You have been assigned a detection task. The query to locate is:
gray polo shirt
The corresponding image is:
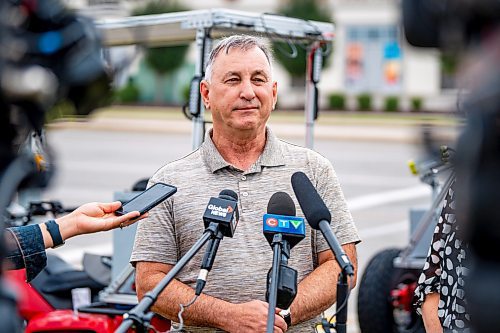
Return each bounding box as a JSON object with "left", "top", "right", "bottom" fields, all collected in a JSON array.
[{"left": 131, "top": 128, "right": 360, "bottom": 332}]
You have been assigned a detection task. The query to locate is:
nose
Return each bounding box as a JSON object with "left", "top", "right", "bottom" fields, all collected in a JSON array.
[{"left": 239, "top": 79, "right": 256, "bottom": 101}]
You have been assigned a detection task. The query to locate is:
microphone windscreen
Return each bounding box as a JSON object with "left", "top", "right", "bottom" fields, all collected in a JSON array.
[
  {"left": 219, "top": 189, "right": 238, "bottom": 202},
  {"left": 291, "top": 172, "right": 331, "bottom": 230},
  {"left": 267, "top": 192, "right": 296, "bottom": 216}
]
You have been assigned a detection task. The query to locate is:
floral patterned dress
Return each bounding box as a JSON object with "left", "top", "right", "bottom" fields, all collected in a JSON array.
[{"left": 414, "top": 183, "right": 470, "bottom": 332}]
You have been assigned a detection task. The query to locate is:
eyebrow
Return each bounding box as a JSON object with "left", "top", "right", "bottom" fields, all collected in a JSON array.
[{"left": 222, "top": 70, "right": 269, "bottom": 79}]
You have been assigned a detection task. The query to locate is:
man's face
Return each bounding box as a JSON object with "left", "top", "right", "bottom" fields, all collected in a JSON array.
[{"left": 200, "top": 46, "right": 277, "bottom": 133}]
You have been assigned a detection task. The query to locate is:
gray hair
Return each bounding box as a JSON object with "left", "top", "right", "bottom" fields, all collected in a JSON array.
[{"left": 204, "top": 35, "right": 273, "bottom": 82}]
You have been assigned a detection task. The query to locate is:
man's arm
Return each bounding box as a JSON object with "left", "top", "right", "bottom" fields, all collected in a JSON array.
[
  {"left": 288, "top": 243, "right": 357, "bottom": 325},
  {"left": 135, "top": 261, "right": 288, "bottom": 333},
  {"left": 421, "top": 292, "right": 443, "bottom": 333}
]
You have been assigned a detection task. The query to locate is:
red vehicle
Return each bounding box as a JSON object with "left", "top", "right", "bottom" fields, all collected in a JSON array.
[{"left": 6, "top": 257, "right": 170, "bottom": 333}]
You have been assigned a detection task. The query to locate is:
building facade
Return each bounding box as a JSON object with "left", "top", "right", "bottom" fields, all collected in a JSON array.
[{"left": 68, "top": 0, "right": 455, "bottom": 111}]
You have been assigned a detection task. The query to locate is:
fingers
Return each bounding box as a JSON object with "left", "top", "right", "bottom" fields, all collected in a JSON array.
[
  {"left": 274, "top": 314, "right": 288, "bottom": 332},
  {"left": 115, "top": 211, "right": 146, "bottom": 229},
  {"left": 100, "top": 201, "right": 123, "bottom": 214}
]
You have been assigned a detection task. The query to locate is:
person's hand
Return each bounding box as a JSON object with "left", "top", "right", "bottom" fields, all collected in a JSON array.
[
  {"left": 222, "top": 300, "right": 287, "bottom": 333},
  {"left": 56, "top": 201, "right": 147, "bottom": 240}
]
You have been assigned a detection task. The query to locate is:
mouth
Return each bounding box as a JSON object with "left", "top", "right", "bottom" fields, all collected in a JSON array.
[{"left": 233, "top": 106, "right": 259, "bottom": 111}]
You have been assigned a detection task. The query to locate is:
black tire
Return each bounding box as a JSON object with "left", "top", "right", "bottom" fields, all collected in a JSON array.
[{"left": 357, "top": 248, "right": 425, "bottom": 333}]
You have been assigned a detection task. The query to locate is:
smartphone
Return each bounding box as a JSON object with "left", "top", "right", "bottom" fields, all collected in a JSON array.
[{"left": 115, "top": 182, "right": 177, "bottom": 216}]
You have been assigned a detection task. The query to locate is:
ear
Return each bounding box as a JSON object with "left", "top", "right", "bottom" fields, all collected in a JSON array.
[
  {"left": 200, "top": 80, "right": 210, "bottom": 109},
  {"left": 272, "top": 81, "right": 278, "bottom": 110}
]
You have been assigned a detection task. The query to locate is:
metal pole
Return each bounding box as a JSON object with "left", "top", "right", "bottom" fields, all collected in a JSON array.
[
  {"left": 304, "top": 43, "right": 320, "bottom": 149},
  {"left": 192, "top": 28, "right": 211, "bottom": 150},
  {"left": 266, "top": 235, "right": 283, "bottom": 333}
]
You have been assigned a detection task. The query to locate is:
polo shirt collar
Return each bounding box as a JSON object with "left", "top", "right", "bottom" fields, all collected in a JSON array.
[{"left": 201, "top": 127, "right": 285, "bottom": 173}]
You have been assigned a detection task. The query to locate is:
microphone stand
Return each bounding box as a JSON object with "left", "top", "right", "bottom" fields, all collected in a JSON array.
[
  {"left": 115, "top": 222, "right": 220, "bottom": 333},
  {"left": 324, "top": 269, "right": 349, "bottom": 333},
  {"left": 265, "top": 233, "right": 284, "bottom": 333},
  {"left": 317, "top": 220, "right": 354, "bottom": 333}
]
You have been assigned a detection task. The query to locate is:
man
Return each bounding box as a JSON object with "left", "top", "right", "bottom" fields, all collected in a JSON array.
[{"left": 131, "top": 35, "right": 360, "bottom": 333}]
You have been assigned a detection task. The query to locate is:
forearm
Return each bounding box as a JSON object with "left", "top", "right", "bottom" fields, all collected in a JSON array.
[
  {"left": 4, "top": 225, "right": 47, "bottom": 281},
  {"left": 137, "top": 271, "right": 234, "bottom": 330},
  {"left": 39, "top": 215, "right": 79, "bottom": 249},
  {"left": 290, "top": 259, "right": 340, "bottom": 324},
  {"left": 421, "top": 293, "right": 443, "bottom": 333},
  {"left": 290, "top": 244, "right": 358, "bottom": 325}
]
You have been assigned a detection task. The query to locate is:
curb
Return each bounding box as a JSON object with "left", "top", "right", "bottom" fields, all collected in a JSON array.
[{"left": 47, "top": 117, "right": 460, "bottom": 144}]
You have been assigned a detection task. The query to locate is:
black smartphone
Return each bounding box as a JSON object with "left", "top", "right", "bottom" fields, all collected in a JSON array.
[{"left": 115, "top": 182, "right": 177, "bottom": 216}]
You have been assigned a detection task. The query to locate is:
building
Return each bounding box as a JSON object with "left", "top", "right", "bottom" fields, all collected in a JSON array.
[{"left": 68, "top": 0, "right": 456, "bottom": 111}]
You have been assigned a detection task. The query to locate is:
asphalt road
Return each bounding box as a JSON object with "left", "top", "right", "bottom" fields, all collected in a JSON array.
[{"left": 40, "top": 124, "right": 433, "bottom": 332}]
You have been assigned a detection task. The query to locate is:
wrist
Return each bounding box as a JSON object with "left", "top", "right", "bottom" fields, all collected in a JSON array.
[
  {"left": 44, "top": 220, "right": 65, "bottom": 248},
  {"left": 279, "top": 308, "right": 292, "bottom": 327},
  {"left": 55, "top": 214, "right": 78, "bottom": 241},
  {"left": 217, "top": 302, "right": 238, "bottom": 331}
]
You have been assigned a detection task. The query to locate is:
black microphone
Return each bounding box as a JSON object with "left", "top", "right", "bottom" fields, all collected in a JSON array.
[
  {"left": 263, "top": 192, "right": 306, "bottom": 258},
  {"left": 196, "top": 190, "right": 238, "bottom": 295},
  {"left": 291, "top": 171, "right": 354, "bottom": 276},
  {"left": 202, "top": 189, "right": 239, "bottom": 237},
  {"left": 264, "top": 192, "right": 305, "bottom": 310}
]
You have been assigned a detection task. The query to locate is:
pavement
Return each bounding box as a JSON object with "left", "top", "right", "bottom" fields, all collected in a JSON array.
[{"left": 47, "top": 106, "right": 462, "bottom": 143}]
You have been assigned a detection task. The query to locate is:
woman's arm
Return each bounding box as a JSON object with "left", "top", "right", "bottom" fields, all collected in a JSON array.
[{"left": 421, "top": 292, "right": 443, "bottom": 333}]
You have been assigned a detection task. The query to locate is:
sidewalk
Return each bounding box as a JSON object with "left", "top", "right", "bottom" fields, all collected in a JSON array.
[{"left": 47, "top": 106, "right": 461, "bottom": 143}]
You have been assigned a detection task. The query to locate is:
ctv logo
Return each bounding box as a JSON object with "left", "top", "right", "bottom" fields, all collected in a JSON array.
[
  {"left": 290, "top": 220, "right": 302, "bottom": 229},
  {"left": 266, "top": 217, "right": 278, "bottom": 227},
  {"left": 265, "top": 217, "right": 303, "bottom": 229}
]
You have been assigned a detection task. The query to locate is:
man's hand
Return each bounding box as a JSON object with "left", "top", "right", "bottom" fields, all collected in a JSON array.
[{"left": 223, "top": 300, "right": 288, "bottom": 333}]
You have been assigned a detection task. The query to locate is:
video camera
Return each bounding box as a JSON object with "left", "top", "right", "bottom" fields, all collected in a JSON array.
[
  {"left": 403, "top": 0, "right": 500, "bottom": 49},
  {"left": 0, "top": 2, "right": 112, "bottom": 331},
  {"left": 403, "top": 1, "right": 500, "bottom": 332},
  {"left": 0, "top": 0, "right": 111, "bottom": 170}
]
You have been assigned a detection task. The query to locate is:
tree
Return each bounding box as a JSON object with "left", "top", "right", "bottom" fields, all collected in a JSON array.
[
  {"left": 273, "top": 0, "right": 332, "bottom": 84},
  {"left": 132, "top": 1, "right": 190, "bottom": 103}
]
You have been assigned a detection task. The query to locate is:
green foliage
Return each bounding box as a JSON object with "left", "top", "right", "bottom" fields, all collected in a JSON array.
[
  {"left": 273, "top": 0, "right": 332, "bottom": 78},
  {"left": 410, "top": 96, "right": 423, "bottom": 112},
  {"left": 116, "top": 78, "right": 141, "bottom": 103},
  {"left": 356, "top": 93, "right": 372, "bottom": 111},
  {"left": 181, "top": 82, "right": 191, "bottom": 103},
  {"left": 328, "top": 93, "right": 346, "bottom": 110},
  {"left": 45, "top": 100, "right": 77, "bottom": 122},
  {"left": 440, "top": 53, "right": 458, "bottom": 75},
  {"left": 133, "top": 1, "right": 190, "bottom": 75},
  {"left": 384, "top": 96, "right": 399, "bottom": 112}
]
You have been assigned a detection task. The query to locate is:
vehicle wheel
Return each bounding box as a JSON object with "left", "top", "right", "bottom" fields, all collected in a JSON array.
[{"left": 357, "top": 248, "right": 425, "bottom": 333}]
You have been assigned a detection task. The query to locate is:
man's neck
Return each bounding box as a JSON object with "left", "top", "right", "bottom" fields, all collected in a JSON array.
[{"left": 211, "top": 128, "right": 267, "bottom": 171}]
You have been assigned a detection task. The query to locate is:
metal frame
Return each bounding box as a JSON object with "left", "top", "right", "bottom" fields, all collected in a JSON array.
[{"left": 97, "top": 8, "right": 334, "bottom": 149}]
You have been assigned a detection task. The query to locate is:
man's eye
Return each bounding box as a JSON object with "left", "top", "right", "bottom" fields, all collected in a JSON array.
[
  {"left": 226, "top": 78, "right": 239, "bottom": 83},
  {"left": 253, "top": 77, "right": 266, "bottom": 83}
]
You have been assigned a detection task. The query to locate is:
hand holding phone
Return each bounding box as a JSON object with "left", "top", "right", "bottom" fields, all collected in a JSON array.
[{"left": 115, "top": 182, "right": 177, "bottom": 216}]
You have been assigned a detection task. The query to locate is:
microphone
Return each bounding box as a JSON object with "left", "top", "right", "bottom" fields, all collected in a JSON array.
[
  {"left": 196, "top": 190, "right": 238, "bottom": 295},
  {"left": 264, "top": 192, "right": 305, "bottom": 310},
  {"left": 263, "top": 192, "right": 306, "bottom": 255},
  {"left": 202, "top": 189, "right": 239, "bottom": 237},
  {"left": 291, "top": 171, "right": 354, "bottom": 276}
]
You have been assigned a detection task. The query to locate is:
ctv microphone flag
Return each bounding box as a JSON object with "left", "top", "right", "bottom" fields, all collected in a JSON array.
[
  {"left": 263, "top": 213, "right": 306, "bottom": 249},
  {"left": 263, "top": 191, "right": 306, "bottom": 249}
]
